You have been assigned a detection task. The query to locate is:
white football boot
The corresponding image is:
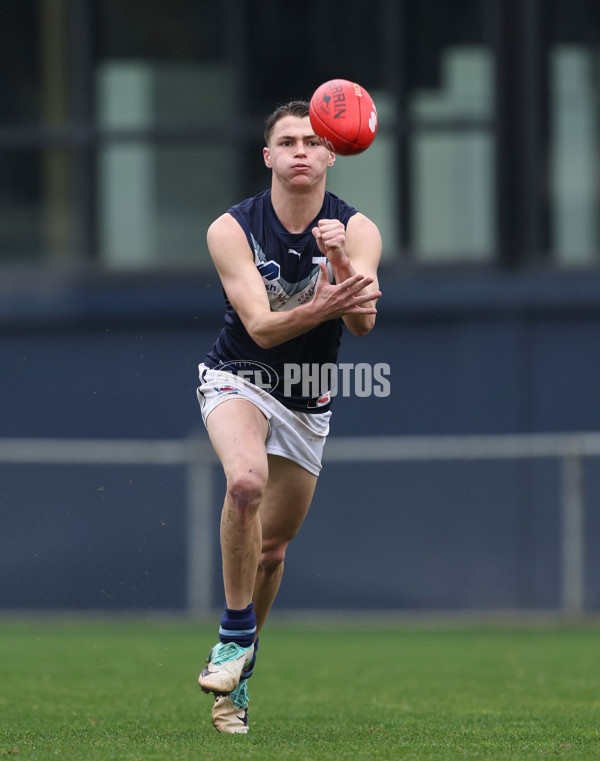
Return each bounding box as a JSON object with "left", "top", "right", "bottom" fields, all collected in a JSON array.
[
  {"left": 212, "top": 680, "right": 249, "bottom": 734},
  {"left": 198, "top": 642, "right": 254, "bottom": 696}
]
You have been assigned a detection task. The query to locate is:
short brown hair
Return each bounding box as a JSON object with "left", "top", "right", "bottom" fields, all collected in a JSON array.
[{"left": 263, "top": 100, "right": 310, "bottom": 145}]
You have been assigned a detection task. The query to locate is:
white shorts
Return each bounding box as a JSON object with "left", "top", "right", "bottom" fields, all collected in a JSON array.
[{"left": 196, "top": 363, "right": 331, "bottom": 476}]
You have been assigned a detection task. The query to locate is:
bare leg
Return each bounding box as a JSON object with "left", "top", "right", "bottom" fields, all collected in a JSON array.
[
  {"left": 252, "top": 455, "right": 318, "bottom": 634},
  {"left": 205, "top": 399, "right": 270, "bottom": 610}
]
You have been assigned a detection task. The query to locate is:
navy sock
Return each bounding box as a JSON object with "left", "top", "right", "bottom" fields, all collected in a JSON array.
[{"left": 219, "top": 603, "right": 257, "bottom": 649}]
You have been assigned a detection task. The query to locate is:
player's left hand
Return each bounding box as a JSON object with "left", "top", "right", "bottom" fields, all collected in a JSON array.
[{"left": 312, "top": 219, "right": 347, "bottom": 265}]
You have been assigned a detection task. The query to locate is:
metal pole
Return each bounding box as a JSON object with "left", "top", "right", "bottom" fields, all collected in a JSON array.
[
  {"left": 185, "top": 437, "right": 215, "bottom": 616},
  {"left": 560, "top": 453, "right": 585, "bottom": 616}
]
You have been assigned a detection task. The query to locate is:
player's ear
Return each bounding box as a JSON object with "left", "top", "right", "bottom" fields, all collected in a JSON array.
[
  {"left": 328, "top": 152, "right": 336, "bottom": 167},
  {"left": 263, "top": 147, "right": 272, "bottom": 168}
]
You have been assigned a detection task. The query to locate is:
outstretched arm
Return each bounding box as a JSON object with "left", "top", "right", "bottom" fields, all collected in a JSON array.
[
  {"left": 207, "top": 213, "right": 380, "bottom": 350},
  {"left": 312, "top": 212, "right": 382, "bottom": 337}
]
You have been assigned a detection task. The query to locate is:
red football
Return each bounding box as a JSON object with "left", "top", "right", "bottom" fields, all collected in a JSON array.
[{"left": 309, "top": 79, "right": 378, "bottom": 156}]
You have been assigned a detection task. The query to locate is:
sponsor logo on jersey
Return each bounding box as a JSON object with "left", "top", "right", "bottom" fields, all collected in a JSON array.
[{"left": 257, "top": 260, "right": 280, "bottom": 281}]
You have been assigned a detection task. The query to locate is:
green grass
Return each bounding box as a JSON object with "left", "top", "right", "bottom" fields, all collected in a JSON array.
[{"left": 1, "top": 618, "right": 599, "bottom": 760}]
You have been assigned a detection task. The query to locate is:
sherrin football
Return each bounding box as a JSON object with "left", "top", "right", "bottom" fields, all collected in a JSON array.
[{"left": 309, "top": 79, "right": 378, "bottom": 156}]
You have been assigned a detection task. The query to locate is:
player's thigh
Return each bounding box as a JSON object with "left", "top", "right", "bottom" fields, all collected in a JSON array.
[
  {"left": 260, "top": 454, "right": 318, "bottom": 548},
  {"left": 206, "top": 398, "right": 270, "bottom": 481}
]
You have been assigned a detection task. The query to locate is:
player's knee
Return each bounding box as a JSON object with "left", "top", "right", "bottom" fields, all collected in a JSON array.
[
  {"left": 226, "top": 468, "right": 266, "bottom": 516},
  {"left": 259, "top": 543, "right": 288, "bottom": 575}
]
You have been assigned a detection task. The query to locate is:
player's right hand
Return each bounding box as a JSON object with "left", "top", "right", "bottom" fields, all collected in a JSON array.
[{"left": 311, "top": 262, "right": 380, "bottom": 320}]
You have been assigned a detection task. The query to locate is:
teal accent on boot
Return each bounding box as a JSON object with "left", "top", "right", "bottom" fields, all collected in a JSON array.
[
  {"left": 210, "top": 642, "right": 253, "bottom": 666},
  {"left": 229, "top": 680, "right": 249, "bottom": 709}
]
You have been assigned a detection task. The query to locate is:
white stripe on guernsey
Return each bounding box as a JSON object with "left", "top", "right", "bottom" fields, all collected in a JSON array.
[{"left": 219, "top": 626, "right": 257, "bottom": 637}]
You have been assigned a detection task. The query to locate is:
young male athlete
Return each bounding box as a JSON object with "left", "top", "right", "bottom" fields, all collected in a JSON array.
[{"left": 196, "top": 100, "right": 382, "bottom": 733}]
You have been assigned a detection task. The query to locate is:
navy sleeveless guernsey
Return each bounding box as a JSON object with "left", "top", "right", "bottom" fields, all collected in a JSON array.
[{"left": 204, "top": 189, "right": 357, "bottom": 413}]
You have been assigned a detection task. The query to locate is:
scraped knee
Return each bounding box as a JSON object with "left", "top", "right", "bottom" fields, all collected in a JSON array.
[{"left": 227, "top": 468, "right": 267, "bottom": 519}]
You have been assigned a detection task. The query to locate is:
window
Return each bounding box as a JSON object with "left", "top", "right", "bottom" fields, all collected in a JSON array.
[
  {"left": 549, "top": 1, "right": 600, "bottom": 265},
  {"left": 1, "top": 0, "right": 600, "bottom": 274},
  {"left": 93, "top": 0, "right": 234, "bottom": 269}
]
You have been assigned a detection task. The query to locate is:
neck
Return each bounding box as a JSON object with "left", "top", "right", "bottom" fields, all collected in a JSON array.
[{"left": 270, "top": 178, "right": 326, "bottom": 233}]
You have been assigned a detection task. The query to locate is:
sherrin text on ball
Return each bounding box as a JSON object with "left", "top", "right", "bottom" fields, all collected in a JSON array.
[{"left": 309, "top": 79, "right": 378, "bottom": 156}]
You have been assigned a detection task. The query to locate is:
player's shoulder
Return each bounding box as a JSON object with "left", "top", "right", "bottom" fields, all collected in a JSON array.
[
  {"left": 346, "top": 211, "right": 382, "bottom": 249},
  {"left": 206, "top": 211, "right": 247, "bottom": 252},
  {"left": 347, "top": 210, "right": 379, "bottom": 231},
  {"left": 207, "top": 211, "right": 239, "bottom": 236}
]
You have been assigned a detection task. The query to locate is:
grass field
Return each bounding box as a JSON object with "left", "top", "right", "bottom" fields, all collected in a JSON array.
[{"left": 1, "top": 618, "right": 599, "bottom": 760}]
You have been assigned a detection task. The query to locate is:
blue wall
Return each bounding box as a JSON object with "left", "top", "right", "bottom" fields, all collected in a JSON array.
[
  {"left": 2, "top": 268, "right": 600, "bottom": 612},
  {"left": 3, "top": 268, "right": 600, "bottom": 440}
]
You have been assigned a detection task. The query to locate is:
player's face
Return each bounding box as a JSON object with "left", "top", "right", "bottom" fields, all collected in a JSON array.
[{"left": 263, "top": 116, "right": 335, "bottom": 185}]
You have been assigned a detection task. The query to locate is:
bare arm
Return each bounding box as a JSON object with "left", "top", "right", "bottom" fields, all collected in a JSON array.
[
  {"left": 312, "top": 212, "right": 382, "bottom": 336},
  {"left": 207, "top": 213, "right": 379, "bottom": 350}
]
